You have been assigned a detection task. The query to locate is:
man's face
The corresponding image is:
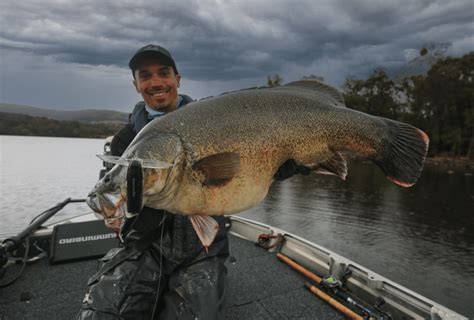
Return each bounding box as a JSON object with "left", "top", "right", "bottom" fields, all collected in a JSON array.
[{"left": 133, "top": 59, "right": 181, "bottom": 113}]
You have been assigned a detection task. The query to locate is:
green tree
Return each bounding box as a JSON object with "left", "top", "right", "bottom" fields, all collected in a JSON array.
[
  {"left": 343, "top": 52, "right": 473, "bottom": 156},
  {"left": 343, "top": 69, "right": 400, "bottom": 119},
  {"left": 403, "top": 52, "right": 473, "bottom": 155}
]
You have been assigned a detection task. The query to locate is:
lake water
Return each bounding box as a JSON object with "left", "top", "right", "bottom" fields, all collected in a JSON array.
[{"left": 1, "top": 135, "right": 473, "bottom": 317}]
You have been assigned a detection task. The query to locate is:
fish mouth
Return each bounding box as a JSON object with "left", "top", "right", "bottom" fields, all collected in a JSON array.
[
  {"left": 87, "top": 192, "right": 126, "bottom": 219},
  {"left": 87, "top": 192, "right": 127, "bottom": 233},
  {"left": 86, "top": 193, "right": 102, "bottom": 214}
]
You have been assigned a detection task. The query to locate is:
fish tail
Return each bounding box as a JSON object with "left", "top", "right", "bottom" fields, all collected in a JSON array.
[{"left": 374, "top": 120, "right": 429, "bottom": 187}]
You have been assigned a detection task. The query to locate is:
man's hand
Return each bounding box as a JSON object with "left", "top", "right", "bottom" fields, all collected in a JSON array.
[
  {"left": 104, "top": 218, "right": 123, "bottom": 234},
  {"left": 274, "top": 159, "right": 311, "bottom": 181}
]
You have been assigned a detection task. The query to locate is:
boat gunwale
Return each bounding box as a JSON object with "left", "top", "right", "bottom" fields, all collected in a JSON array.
[{"left": 228, "top": 215, "right": 468, "bottom": 320}]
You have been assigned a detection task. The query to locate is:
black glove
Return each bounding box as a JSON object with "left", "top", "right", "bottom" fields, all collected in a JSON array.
[{"left": 274, "top": 159, "right": 311, "bottom": 181}]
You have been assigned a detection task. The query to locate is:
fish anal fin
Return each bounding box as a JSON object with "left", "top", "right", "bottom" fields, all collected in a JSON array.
[
  {"left": 314, "top": 151, "right": 348, "bottom": 180},
  {"left": 387, "top": 177, "right": 413, "bottom": 188},
  {"left": 194, "top": 152, "right": 240, "bottom": 186},
  {"left": 190, "top": 215, "right": 219, "bottom": 251}
]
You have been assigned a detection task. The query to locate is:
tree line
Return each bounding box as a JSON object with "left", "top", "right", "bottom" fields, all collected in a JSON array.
[
  {"left": 0, "top": 112, "right": 124, "bottom": 139},
  {"left": 270, "top": 51, "right": 473, "bottom": 158},
  {"left": 344, "top": 52, "right": 473, "bottom": 158}
]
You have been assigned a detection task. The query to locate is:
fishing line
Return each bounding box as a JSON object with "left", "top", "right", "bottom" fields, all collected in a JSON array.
[
  {"left": 28, "top": 202, "right": 64, "bottom": 225},
  {"left": 151, "top": 214, "right": 167, "bottom": 320},
  {"left": 29, "top": 199, "right": 86, "bottom": 226},
  {"left": 44, "top": 211, "right": 96, "bottom": 228}
]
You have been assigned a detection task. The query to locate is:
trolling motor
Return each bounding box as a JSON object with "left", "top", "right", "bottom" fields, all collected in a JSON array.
[
  {"left": 99, "top": 137, "right": 114, "bottom": 179},
  {"left": 0, "top": 198, "right": 77, "bottom": 267},
  {"left": 0, "top": 198, "right": 85, "bottom": 286}
]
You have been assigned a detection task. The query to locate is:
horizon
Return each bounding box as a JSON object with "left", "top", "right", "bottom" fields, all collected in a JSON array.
[
  {"left": 1, "top": 1, "right": 473, "bottom": 112},
  {"left": 0, "top": 102, "right": 128, "bottom": 113}
]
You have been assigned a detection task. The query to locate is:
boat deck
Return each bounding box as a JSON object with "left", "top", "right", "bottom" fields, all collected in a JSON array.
[{"left": 0, "top": 234, "right": 344, "bottom": 319}]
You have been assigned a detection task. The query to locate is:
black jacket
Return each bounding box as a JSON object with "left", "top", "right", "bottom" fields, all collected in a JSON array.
[
  {"left": 110, "top": 96, "right": 229, "bottom": 261},
  {"left": 110, "top": 95, "right": 193, "bottom": 156}
]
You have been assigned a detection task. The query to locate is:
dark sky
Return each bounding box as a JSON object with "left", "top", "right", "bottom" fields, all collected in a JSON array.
[{"left": 1, "top": 0, "right": 473, "bottom": 111}]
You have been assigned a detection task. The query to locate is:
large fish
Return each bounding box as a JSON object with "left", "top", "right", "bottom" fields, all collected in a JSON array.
[{"left": 87, "top": 80, "right": 429, "bottom": 247}]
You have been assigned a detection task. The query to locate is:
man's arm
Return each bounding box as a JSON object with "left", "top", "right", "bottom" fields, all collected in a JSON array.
[
  {"left": 110, "top": 124, "right": 136, "bottom": 157},
  {"left": 274, "top": 159, "right": 311, "bottom": 181}
]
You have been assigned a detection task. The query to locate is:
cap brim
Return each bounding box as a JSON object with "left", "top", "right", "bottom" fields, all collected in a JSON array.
[{"left": 129, "top": 51, "right": 175, "bottom": 71}]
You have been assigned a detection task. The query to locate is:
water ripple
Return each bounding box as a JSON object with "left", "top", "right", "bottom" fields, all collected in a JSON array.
[{"left": 2, "top": 136, "right": 473, "bottom": 317}]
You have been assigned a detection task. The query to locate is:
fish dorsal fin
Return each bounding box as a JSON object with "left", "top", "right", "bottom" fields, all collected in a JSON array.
[
  {"left": 193, "top": 152, "right": 240, "bottom": 186},
  {"left": 314, "top": 151, "right": 348, "bottom": 180},
  {"left": 283, "top": 80, "right": 345, "bottom": 106}
]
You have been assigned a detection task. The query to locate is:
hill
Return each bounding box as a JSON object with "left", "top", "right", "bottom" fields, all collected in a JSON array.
[
  {"left": 0, "top": 112, "right": 124, "bottom": 138},
  {"left": 0, "top": 103, "right": 128, "bottom": 123}
]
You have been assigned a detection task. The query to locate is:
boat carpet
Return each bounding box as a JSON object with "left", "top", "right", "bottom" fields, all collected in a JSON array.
[{"left": 0, "top": 234, "right": 344, "bottom": 319}]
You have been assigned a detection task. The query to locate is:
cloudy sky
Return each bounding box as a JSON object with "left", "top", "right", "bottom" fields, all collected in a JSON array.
[{"left": 1, "top": 0, "right": 473, "bottom": 112}]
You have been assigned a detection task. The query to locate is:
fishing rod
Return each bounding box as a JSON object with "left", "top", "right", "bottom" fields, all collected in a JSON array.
[
  {"left": 304, "top": 281, "right": 364, "bottom": 320},
  {"left": 277, "top": 253, "right": 391, "bottom": 320}
]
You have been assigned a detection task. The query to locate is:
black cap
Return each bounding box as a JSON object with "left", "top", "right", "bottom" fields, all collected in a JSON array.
[{"left": 128, "top": 44, "right": 178, "bottom": 75}]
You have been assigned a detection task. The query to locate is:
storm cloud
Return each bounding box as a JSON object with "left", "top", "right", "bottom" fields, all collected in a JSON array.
[{"left": 1, "top": 0, "right": 473, "bottom": 111}]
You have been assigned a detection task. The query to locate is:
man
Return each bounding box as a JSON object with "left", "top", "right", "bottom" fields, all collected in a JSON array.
[{"left": 77, "top": 44, "right": 229, "bottom": 319}]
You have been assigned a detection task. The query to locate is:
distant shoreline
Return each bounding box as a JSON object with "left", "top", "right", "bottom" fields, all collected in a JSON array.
[
  {"left": 2, "top": 133, "right": 472, "bottom": 174},
  {"left": 0, "top": 132, "right": 115, "bottom": 139},
  {"left": 0, "top": 111, "right": 124, "bottom": 139},
  {"left": 424, "top": 156, "right": 473, "bottom": 173}
]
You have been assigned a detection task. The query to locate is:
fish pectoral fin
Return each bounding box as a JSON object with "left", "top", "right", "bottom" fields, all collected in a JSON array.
[
  {"left": 313, "top": 151, "right": 348, "bottom": 180},
  {"left": 193, "top": 152, "right": 240, "bottom": 186},
  {"left": 189, "top": 215, "right": 219, "bottom": 251}
]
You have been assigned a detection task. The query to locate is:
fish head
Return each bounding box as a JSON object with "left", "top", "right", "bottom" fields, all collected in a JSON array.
[
  {"left": 87, "top": 132, "right": 184, "bottom": 225},
  {"left": 86, "top": 163, "right": 128, "bottom": 232}
]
